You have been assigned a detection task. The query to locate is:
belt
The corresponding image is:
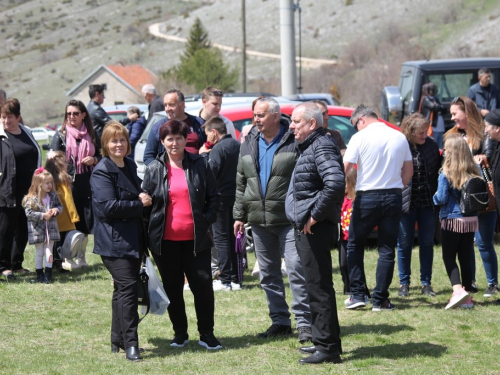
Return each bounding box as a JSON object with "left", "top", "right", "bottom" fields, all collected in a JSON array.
[{"left": 357, "top": 188, "right": 401, "bottom": 195}]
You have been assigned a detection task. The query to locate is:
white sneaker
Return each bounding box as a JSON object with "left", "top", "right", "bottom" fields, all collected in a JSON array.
[
  {"left": 62, "top": 258, "right": 80, "bottom": 271},
  {"left": 231, "top": 282, "right": 242, "bottom": 291},
  {"left": 445, "top": 288, "right": 469, "bottom": 310},
  {"left": 213, "top": 279, "right": 231, "bottom": 291},
  {"left": 251, "top": 261, "right": 260, "bottom": 277},
  {"left": 344, "top": 295, "right": 370, "bottom": 306}
]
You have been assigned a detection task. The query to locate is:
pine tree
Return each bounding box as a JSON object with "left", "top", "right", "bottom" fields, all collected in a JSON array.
[{"left": 181, "top": 17, "right": 210, "bottom": 62}]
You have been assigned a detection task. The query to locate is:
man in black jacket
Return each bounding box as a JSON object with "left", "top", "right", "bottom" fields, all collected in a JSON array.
[
  {"left": 87, "top": 84, "right": 138, "bottom": 139},
  {"left": 141, "top": 84, "right": 164, "bottom": 126},
  {"left": 200, "top": 117, "right": 241, "bottom": 291},
  {"left": 286, "top": 102, "right": 345, "bottom": 365}
]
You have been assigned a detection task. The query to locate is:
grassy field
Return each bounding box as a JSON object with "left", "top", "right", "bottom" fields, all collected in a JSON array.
[{"left": 1, "top": 239, "right": 499, "bottom": 375}]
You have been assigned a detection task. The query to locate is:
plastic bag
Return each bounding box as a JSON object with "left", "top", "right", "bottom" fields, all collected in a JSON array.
[{"left": 141, "top": 257, "right": 170, "bottom": 316}]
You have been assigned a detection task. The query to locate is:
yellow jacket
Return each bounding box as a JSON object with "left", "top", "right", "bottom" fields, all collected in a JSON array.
[{"left": 56, "top": 184, "right": 80, "bottom": 232}]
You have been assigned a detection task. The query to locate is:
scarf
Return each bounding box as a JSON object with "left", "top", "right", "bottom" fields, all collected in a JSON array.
[{"left": 65, "top": 123, "right": 95, "bottom": 174}]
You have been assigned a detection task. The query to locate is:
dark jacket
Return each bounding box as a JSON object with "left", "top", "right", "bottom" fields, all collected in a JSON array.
[
  {"left": 143, "top": 113, "right": 205, "bottom": 166},
  {"left": 0, "top": 125, "right": 42, "bottom": 208},
  {"left": 204, "top": 134, "right": 240, "bottom": 198},
  {"left": 142, "top": 151, "right": 220, "bottom": 255},
  {"left": 471, "top": 134, "right": 499, "bottom": 166},
  {"left": 146, "top": 95, "right": 165, "bottom": 126},
  {"left": 467, "top": 82, "right": 499, "bottom": 112},
  {"left": 233, "top": 118, "right": 298, "bottom": 226},
  {"left": 127, "top": 116, "right": 147, "bottom": 159},
  {"left": 402, "top": 137, "right": 441, "bottom": 214},
  {"left": 286, "top": 128, "right": 345, "bottom": 230},
  {"left": 50, "top": 130, "right": 102, "bottom": 179},
  {"left": 491, "top": 143, "right": 500, "bottom": 219},
  {"left": 90, "top": 157, "right": 146, "bottom": 259},
  {"left": 420, "top": 96, "right": 445, "bottom": 128},
  {"left": 87, "top": 100, "right": 131, "bottom": 139}
]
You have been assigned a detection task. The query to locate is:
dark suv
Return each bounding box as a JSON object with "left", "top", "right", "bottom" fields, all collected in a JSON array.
[{"left": 380, "top": 58, "right": 500, "bottom": 128}]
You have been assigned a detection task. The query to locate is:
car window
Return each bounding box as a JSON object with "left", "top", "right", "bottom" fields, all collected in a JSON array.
[
  {"left": 232, "top": 118, "right": 253, "bottom": 132},
  {"left": 328, "top": 116, "right": 356, "bottom": 144},
  {"left": 427, "top": 73, "right": 476, "bottom": 103},
  {"left": 139, "top": 113, "right": 167, "bottom": 141},
  {"left": 107, "top": 112, "right": 127, "bottom": 121}
]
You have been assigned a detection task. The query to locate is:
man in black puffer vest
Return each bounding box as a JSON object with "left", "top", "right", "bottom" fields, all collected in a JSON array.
[{"left": 286, "top": 102, "right": 345, "bottom": 365}]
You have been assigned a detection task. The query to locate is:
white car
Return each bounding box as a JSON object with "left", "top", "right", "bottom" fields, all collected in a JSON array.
[{"left": 30, "top": 127, "right": 55, "bottom": 142}]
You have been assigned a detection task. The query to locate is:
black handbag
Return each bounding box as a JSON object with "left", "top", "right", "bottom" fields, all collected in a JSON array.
[
  {"left": 459, "top": 177, "right": 489, "bottom": 215},
  {"left": 137, "top": 257, "right": 150, "bottom": 322}
]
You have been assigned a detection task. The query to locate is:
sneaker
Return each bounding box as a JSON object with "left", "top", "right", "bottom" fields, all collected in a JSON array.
[
  {"left": 62, "top": 258, "right": 80, "bottom": 272},
  {"left": 398, "top": 285, "right": 409, "bottom": 297},
  {"left": 483, "top": 284, "right": 499, "bottom": 297},
  {"left": 213, "top": 279, "right": 231, "bottom": 291},
  {"left": 230, "top": 282, "right": 242, "bottom": 291},
  {"left": 372, "top": 300, "right": 396, "bottom": 311},
  {"left": 459, "top": 296, "right": 474, "bottom": 308},
  {"left": 198, "top": 333, "right": 222, "bottom": 350},
  {"left": 297, "top": 326, "right": 312, "bottom": 343},
  {"left": 445, "top": 288, "right": 469, "bottom": 310},
  {"left": 170, "top": 333, "right": 189, "bottom": 347},
  {"left": 257, "top": 324, "right": 293, "bottom": 338},
  {"left": 345, "top": 295, "right": 370, "bottom": 305},
  {"left": 345, "top": 297, "right": 366, "bottom": 310},
  {"left": 421, "top": 285, "right": 436, "bottom": 297}
]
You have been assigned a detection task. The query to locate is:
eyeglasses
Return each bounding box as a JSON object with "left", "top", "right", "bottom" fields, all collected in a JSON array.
[
  {"left": 66, "top": 112, "right": 81, "bottom": 117},
  {"left": 353, "top": 115, "right": 364, "bottom": 130}
]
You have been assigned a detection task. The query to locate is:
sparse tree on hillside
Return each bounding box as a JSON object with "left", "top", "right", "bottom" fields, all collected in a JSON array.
[{"left": 162, "top": 17, "right": 238, "bottom": 92}]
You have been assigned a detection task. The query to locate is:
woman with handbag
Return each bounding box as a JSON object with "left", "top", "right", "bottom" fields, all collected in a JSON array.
[
  {"left": 142, "top": 119, "right": 222, "bottom": 350},
  {"left": 51, "top": 100, "right": 101, "bottom": 267},
  {"left": 447, "top": 96, "right": 499, "bottom": 298},
  {"left": 397, "top": 113, "right": 441, "bottom": 298},
  {"left": 484, "top": 109, "right": 500, "bottom": 225},
  {"left": 90, "top": 121, "right": 152, "bottom": 361}
]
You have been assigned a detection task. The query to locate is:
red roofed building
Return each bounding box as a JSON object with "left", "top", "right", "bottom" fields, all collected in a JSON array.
[{"left": 67, "top": 64, "right": 158, "bottom": 105}]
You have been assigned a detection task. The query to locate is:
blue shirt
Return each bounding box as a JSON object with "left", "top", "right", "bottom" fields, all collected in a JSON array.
[{"left": 258, "top": 125, "right": 284, "bottom": 196}]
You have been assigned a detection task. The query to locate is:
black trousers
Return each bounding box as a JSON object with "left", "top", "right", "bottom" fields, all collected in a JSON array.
[
  {"left": 295, "top": 221, "right": 342, "bottom": 355},
  {"left": 101, "top": 256, "right": 141, "bottom": 348},
  {"left": 441, "top": 229, "right": 474, "bottom": 290},
  {"left": 0, "top": 203, "right": 28, "bottom": 272},
  {"left": 153, "top": 240, "right": 214, "bottom": 335},
  {"left": 212, "top": 197, "right": 238, "bottom": 284}
]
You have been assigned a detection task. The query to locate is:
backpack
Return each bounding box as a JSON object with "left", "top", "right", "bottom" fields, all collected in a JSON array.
[{"left": 458, "top": 177, "right": 489, "bottom": 215}]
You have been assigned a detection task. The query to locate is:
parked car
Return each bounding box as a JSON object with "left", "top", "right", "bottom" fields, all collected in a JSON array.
[
  {"left": 103, "top": 104, "right": 149, "bottom": 122},
  {"left": 380, "top": 58, "right": 500, "bottom": 128},
  {"left": 30, "top": 127, "right": 55, "bottom": 142},
  {"left": 45, "top": 123, "right": 61, "bottom": 131},
  {"left": 279, "top": 93, "right": 341, "bottom": 106}
]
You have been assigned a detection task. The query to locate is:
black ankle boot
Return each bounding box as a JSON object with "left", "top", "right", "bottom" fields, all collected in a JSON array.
[
  {"left": 36, "top": 269, "right": 44, "bottom": 283},
  {"left": 44, "top": 268, "right": 52, "bottom": 284},
  {"left": 125, "top": 346, "right": 142, "bottom": 361}
]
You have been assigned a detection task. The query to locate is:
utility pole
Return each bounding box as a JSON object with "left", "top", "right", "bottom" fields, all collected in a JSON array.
[
  {"left": 280, "top": 0, "right": 297, "bottom": 96},
  {"left": 242, "top": 0, "right": 247, "bottom": 92}
]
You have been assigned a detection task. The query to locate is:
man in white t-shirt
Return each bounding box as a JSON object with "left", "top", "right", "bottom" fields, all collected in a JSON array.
[{"left": 343, "top": 105, "right": 413, "bottom": 312}]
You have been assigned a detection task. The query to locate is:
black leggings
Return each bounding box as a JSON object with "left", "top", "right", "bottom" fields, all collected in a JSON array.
[{"left": 441, "top": 229, "right": 474, "bottom": 291}]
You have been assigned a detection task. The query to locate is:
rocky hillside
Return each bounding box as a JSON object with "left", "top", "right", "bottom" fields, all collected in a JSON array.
[{"left": 1, "top": 0, "right": 500, "bottom": 126}]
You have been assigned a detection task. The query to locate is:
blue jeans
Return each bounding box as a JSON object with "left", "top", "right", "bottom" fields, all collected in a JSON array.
[
  {"left": 433, "top": 131, "right": 444, "bottom": 149},
  {"left": 397, "top": 205, "right": 436, "bottom": 286},
  {"left": 471, "top": 211, "right": 498, "bottom": 285},
  {"left": 347, "top": 189, "right": 402, "bottom": 306}
]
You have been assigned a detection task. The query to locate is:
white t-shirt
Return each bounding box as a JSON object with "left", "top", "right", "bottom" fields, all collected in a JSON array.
[{"left": 344, "top": 122, "right": 412, "bottom": 191}]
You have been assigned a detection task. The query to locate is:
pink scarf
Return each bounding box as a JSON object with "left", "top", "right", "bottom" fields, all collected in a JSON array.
[{"left": 65, "top": 124, "right": 95, "bottom": 174}]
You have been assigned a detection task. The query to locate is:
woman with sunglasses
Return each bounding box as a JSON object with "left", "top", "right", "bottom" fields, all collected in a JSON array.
[
  {"left": 51, "top": 100, "right": 101, "bottom": 268},
  {"left": 447, "top": 96, "right": 499, "bottom": 301}
]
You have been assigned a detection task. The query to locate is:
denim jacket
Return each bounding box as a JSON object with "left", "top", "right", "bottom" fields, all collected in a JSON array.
[{"left": 432, "top": 172, "right": 477, "bottom": 220}]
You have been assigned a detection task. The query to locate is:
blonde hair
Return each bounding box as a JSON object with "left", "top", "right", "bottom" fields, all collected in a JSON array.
[
  {"left": 22, "top": 168, "right": 54, "bottom": 210},
  {"left": 442, "top": 134, "right": 481, "bottom": 189},
  {"left": 445, "top": 96, "right": 484, "bottom": 151},
  {"left": 44, "top": 151, "right": 71, "bottom": 189},
  {"left": 346, "top": 167, "right": 357, "bottom": 201}
]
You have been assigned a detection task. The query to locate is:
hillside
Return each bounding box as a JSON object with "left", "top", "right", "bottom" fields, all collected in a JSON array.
[{"left": 1, "top": 0, "right": 500, "bottom": 126}]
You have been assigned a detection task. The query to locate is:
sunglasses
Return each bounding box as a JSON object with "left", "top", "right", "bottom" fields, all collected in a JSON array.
[
  {"left": 451, "top": 97, "right": 463, "bottom": 104},
  {"left": 66, "top": 112, "right": 81, "bottom": 117},
  {"left": 353, "top": 115, "right": 364, "bottom": 130}
]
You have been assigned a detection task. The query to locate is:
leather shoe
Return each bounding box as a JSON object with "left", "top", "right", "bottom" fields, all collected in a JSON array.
[
  {"left": 125, "top": 346, "right": 142, "bottom": 361},
  {"left": 112, "top": 342, "right": 144, "bottom": 354},
  {"left": 299, "top": 350, "right": 341, "bottom": 365},
  {"left": 299, "top": 345, "right": 316, "bottom": 354}
]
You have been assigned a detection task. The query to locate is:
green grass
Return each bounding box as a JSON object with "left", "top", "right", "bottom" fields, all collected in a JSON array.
[{"left": 1, "top": 239, "right": 500, "bottom": 374}]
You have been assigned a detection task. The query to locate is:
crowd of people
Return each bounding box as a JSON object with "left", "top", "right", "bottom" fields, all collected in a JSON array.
[{"left": 1, "top": 67, "right": 500, "bottom": 365}]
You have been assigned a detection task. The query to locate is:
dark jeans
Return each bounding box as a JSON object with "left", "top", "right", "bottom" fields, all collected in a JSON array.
[
  {"left": 212, "top": 197, "right": 238, "bottom": 284},
  {"left": 441, "top": 229, "right": 473, "bottom": 290},
  {"left": 295, "top": 220, "right": 342, "bottom": 355},
  {"left": 0, "top": 203, "right": 28, "bottom": 272},
  {"left": 347, "top": 189, "right": 402, "bottom": 306},
  {"left": 397, "top": 205, "right": 436, "bottom": 286},
  {"left": 101, "top": 256, "right": 141, "bottom": 348},
  {"left": 339, "top": 239, "right": 370, "bottom": 296},
  {"left": 153, "top": 240, "right": 214, "bottom": 335}
]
